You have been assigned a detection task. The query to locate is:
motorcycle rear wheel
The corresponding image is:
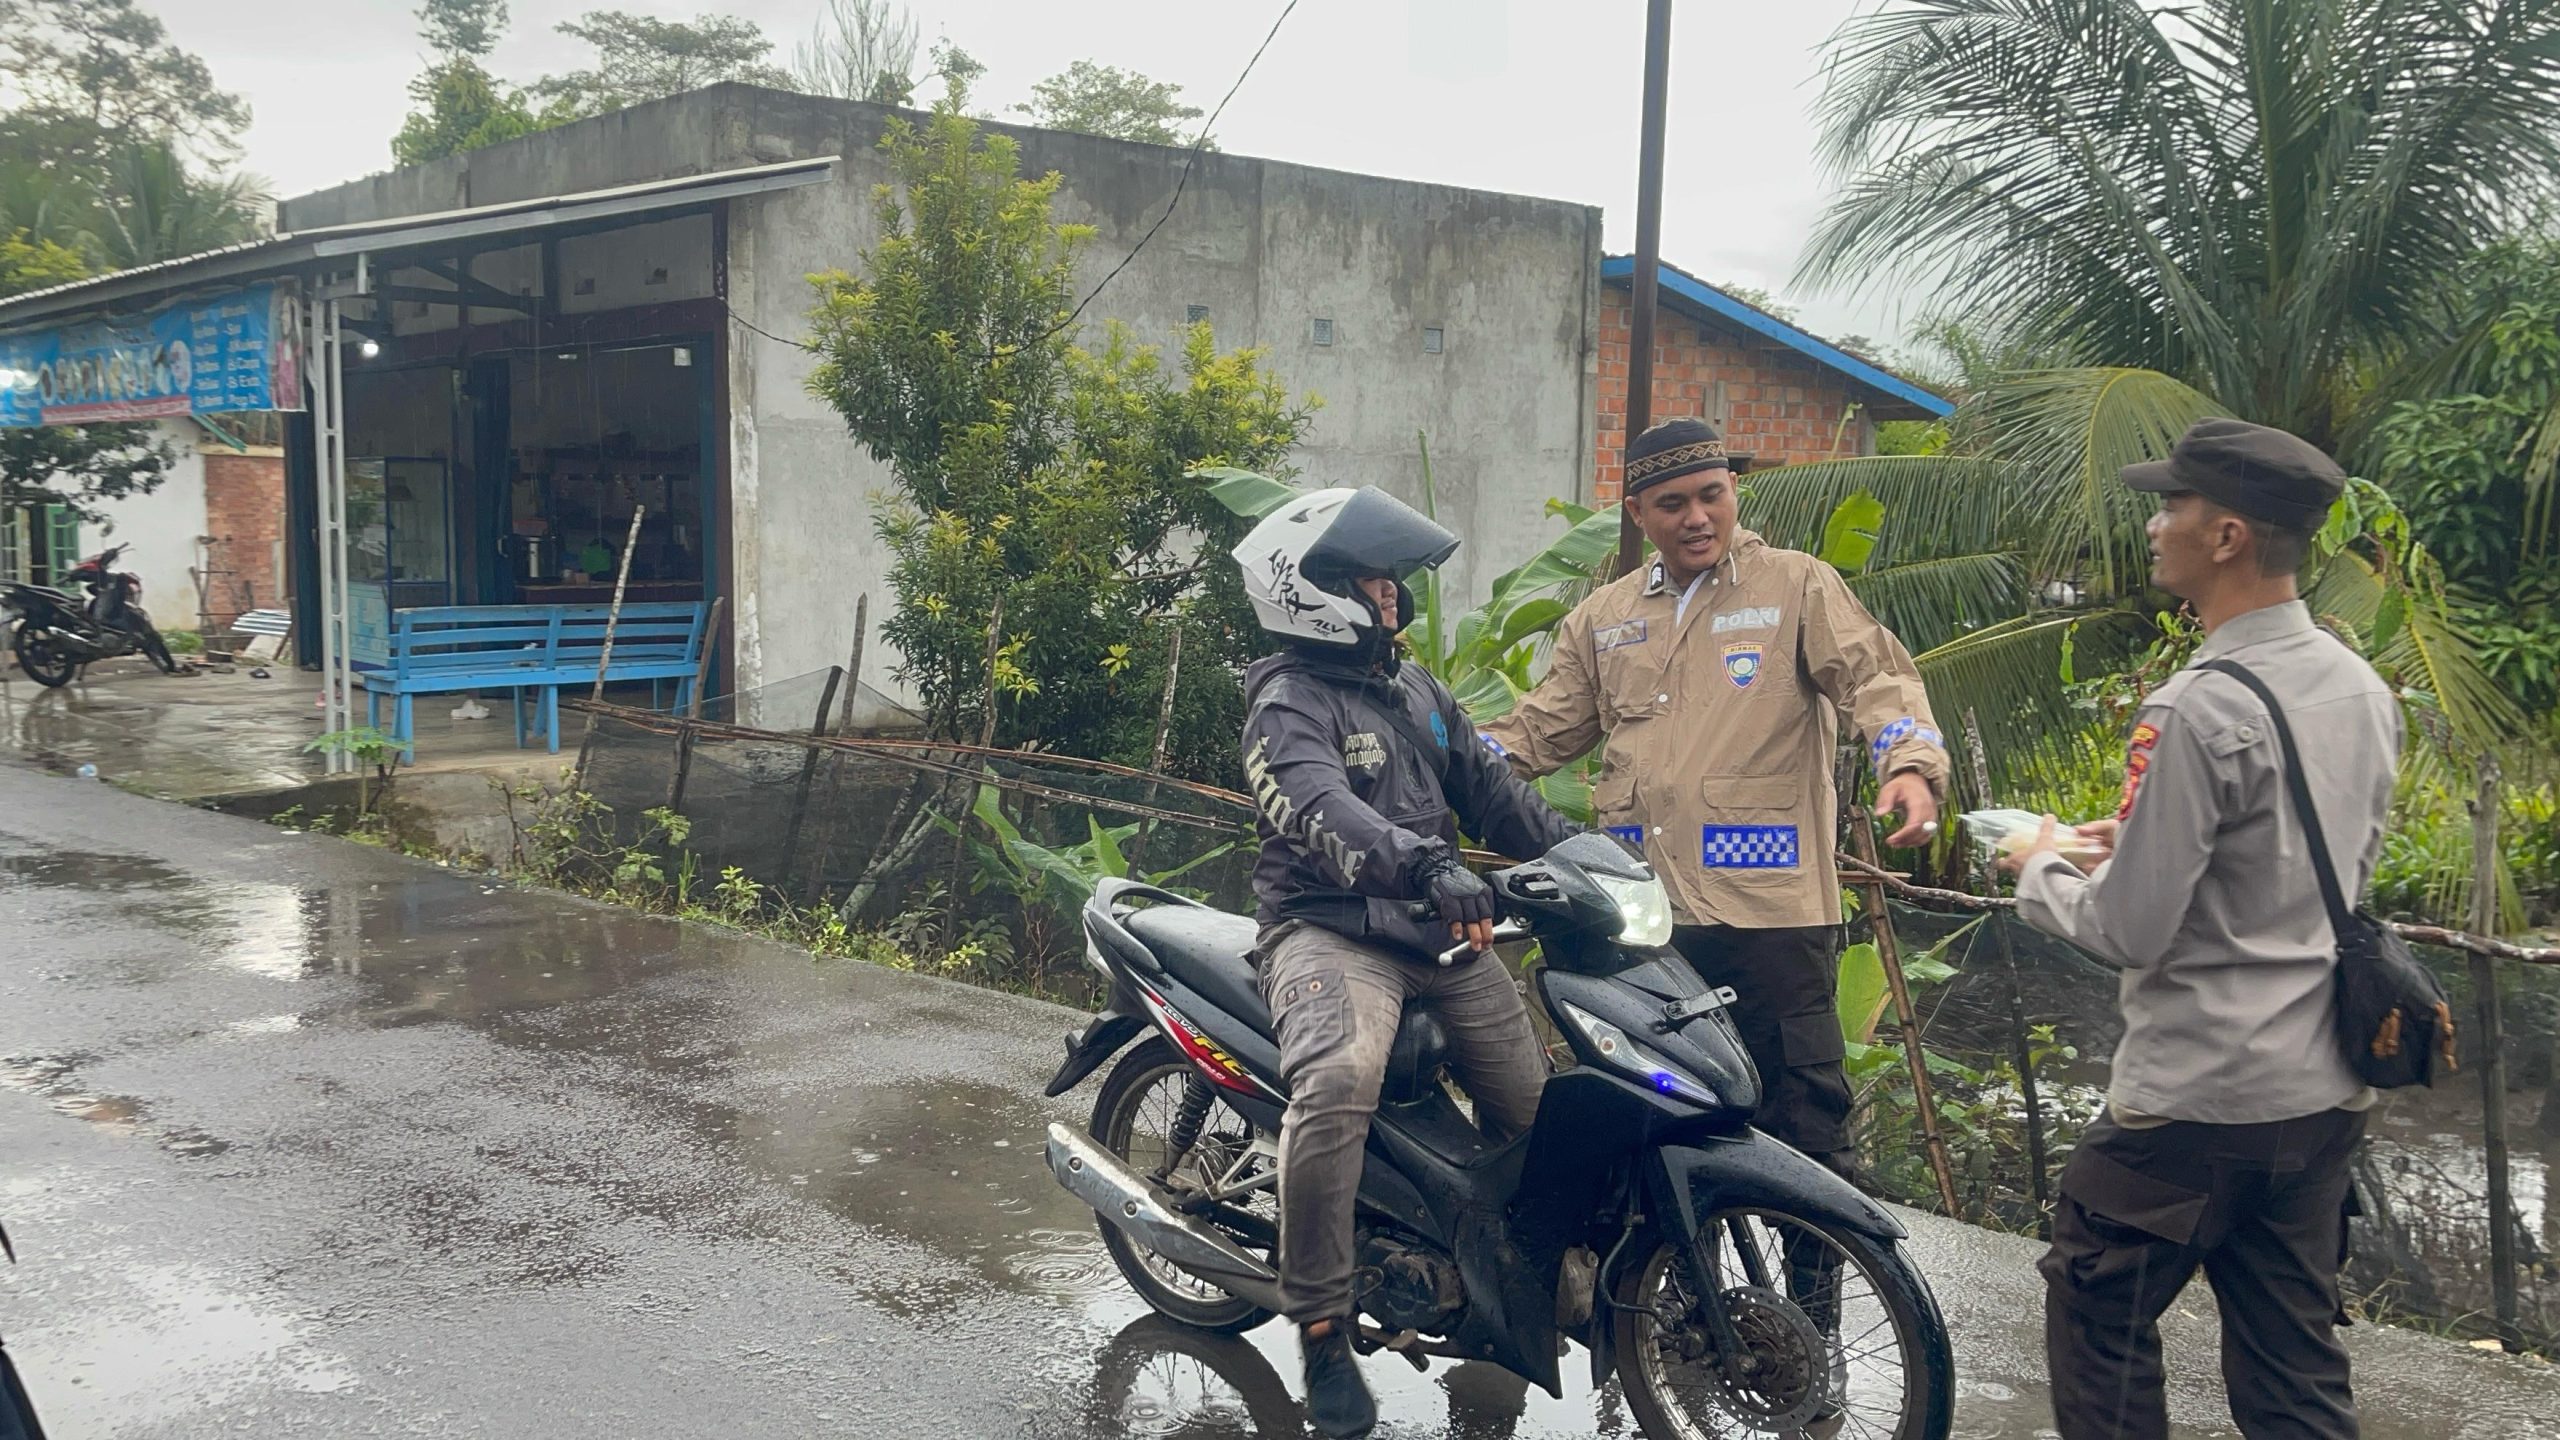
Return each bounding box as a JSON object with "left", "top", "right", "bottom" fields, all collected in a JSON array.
[
  {"left": 1089, "top": 1037, "right": 1280, "bottom": 1335},
  {"left": 1613, "top": 1209, "right": 1953, "bottom": 1440},
  {"left": 12, "top": 628, "right": 76, "bottom": 687}
]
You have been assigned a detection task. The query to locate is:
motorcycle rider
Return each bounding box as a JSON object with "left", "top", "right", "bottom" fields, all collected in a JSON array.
[{"left": 1233, "top": 486, "right": 1580, "bottom": 1440}]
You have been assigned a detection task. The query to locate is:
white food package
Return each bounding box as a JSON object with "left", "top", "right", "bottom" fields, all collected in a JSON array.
[{"left": 1962, "top": 808, "right": 2113, "bottom": 872}]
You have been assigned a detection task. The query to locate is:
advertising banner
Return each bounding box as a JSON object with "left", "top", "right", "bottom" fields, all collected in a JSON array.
[{"left": 0, "top": 280, "right": 304, "bottom": 428}]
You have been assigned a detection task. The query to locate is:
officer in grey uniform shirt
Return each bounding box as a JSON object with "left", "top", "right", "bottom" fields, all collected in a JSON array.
[{"left": 1997, "top": 418, "right": 2401, "bottom": 1440}]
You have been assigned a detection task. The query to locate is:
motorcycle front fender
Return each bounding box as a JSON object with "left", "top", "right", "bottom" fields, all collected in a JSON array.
[{"left": 1639, "top": 1129, "right": 1907, "bottom": 1249}]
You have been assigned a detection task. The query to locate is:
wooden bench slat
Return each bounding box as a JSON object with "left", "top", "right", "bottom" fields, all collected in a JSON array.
[{"left": 360, "top": 599, "right": 709, "bottom": 762}]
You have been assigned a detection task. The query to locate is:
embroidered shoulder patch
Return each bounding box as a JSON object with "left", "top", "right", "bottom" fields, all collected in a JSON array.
[
  {"left": 1722, "top": 644, "right": 1763, "bottom": 689},
  {"left": 1593, "top": 619, "right": 1650, "bottom": 653},
  {"left": 2116, "top": 722, "right": 2160, "bottom": 820}
]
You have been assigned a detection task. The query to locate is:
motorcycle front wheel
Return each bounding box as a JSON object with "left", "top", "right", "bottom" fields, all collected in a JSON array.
[
  {"left": 1089, "top": 1037, "right": 1280, "bottom": 1335},
  {"left": 12, "top": 627, "right": 76, "bottom": 687},
  {"left": 135, "top": 620, "right": 176, "bottom": 673},
  {"left": 1613, "top": 1208, "right": 1953, "bottom": 1440}
]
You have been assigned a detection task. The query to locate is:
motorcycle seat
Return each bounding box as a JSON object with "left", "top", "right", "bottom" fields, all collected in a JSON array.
[
  {"left": 1125, "top": 906, "right": 1270, "bottom": 1034},
  {"left": 1122, "top": 905, "right": 1453, "bottom": 1104}
]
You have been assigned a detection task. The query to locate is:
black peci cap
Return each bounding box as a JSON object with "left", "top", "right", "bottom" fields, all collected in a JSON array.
[
  {"left": 1623, "top": 417, "right": 1731, "bottom": 497},
  {"left": 2120, "top": 418, "right": 2346, "bottom": 532}
]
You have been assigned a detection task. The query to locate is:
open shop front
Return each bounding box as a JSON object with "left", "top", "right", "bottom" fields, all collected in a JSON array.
[
  {"left": 337, "top": 334, "right": 715, "bottom": 615},
  {"left": 0, "top": 158, "right": 836, "bottom": 771}
]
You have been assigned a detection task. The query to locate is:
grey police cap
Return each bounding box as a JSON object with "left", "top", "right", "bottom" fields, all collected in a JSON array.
[{"left": 2120, "top": 418, "right": 2345, "bottom": 532}]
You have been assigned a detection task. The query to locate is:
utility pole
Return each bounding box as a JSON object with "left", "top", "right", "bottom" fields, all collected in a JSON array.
[{"left": 1616, "top": 0, "right": 1674, "bottom": 578}]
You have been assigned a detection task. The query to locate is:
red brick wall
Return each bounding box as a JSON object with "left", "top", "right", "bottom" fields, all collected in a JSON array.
[
  {"left": 1596, "top": 285, "right": 1871, "bottom": 503},
  {"left": 199, "top": 448, "right": 286, "bottom": 630}
]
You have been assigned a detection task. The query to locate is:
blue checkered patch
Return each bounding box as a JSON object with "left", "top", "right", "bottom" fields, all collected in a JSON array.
[
  {"left": 1870, "top": 717, "right": 1916, "bottom": 768},
  {"left": 1702, "top": 825, "right": 1800, "bottom": 869},
  {"left": 1606, "top": 824, "right": 1645, "bottom": 847},
  {"left": 1870, "top": 717, "right": 1944, "bottom": 769}
]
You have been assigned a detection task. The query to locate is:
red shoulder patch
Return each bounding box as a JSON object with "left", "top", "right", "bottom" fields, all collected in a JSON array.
[{"left": 2116, "top": 722, "right": 2160, "bottom": 821}]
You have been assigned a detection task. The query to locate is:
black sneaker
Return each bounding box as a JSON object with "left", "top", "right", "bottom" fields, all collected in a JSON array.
[{"left": 1299, "top": 1321, "right": 1377, "bottom": 1440}]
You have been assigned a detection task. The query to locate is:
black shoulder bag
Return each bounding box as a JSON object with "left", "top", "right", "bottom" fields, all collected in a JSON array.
[{"left": 2197, "top": 660, "right": 2455, "bottom": 1089}]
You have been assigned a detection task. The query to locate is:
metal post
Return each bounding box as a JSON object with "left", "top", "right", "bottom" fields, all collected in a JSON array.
[
  {"left": 1614, "top": 0, "right": 1674, "bottom": 579},
  {"left": 1846, "top": 797, "right": 1964, "bottom": 1217},
  {"left": 327, "top": 301, "right": 352, "bottom": 766},
  {"left": 308, "top": 295, "right": 348, "bottom": 774},
  {"left": 2469, "top": 765, "right": 2520, "bottom": 1350}
]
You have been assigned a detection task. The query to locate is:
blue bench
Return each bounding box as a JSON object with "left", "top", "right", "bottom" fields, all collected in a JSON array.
[{"left": 359, "top": 601, "right": 709, "bottom": 761}]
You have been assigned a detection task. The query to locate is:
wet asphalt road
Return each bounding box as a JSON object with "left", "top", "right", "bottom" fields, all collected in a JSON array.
[{"left": 3, "top": 766, "right": 2556, "bottom": 1439}]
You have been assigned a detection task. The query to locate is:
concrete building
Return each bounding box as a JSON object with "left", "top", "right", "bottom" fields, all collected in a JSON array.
[
  {"left": 2, "top": 84, "right": 1947, "bottom": 715},
  {"left": 273, "top": 83, "right": 1605, "bottom": 704}
]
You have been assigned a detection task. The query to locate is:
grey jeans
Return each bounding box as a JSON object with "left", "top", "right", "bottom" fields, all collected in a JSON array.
[{"left": 1258, "top": 920, "right": 1549, "bottom": 1324}]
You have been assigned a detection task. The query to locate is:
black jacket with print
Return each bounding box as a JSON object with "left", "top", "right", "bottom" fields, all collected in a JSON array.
[{"left": 1241, "top": 644, "right": 1580, "bottom": 960}]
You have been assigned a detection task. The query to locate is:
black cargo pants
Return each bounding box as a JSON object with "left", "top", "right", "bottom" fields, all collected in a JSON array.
[
  {"left": 1669, "top": 924, "right": 1856, "bottom": 1179},
  {"left": 2042, "top": 1107, "right": 2365, "bottom": 1440}
]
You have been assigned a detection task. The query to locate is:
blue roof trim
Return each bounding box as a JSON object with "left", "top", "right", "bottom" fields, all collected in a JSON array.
[{"left": 1600, "top": 255, "right": 1953, "bottom": 419}]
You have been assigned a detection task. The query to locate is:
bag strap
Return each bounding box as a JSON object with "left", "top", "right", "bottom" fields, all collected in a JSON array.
[
  {"left": 1368, "top": 667, "right": 1454, "bottom": 786},
  {"left": 2194, "top": 659, "right": 2358, "bottom": 937}
]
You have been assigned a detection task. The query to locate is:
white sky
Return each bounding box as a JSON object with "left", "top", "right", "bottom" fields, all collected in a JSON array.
[{"left": 156, "top": 0, "right": 1921, "bottom": 347}]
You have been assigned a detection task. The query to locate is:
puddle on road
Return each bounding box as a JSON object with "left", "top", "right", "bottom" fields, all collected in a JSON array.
[
  {"left": 0, "top": 848, "right": 186, "bottom": 890},
  {"left": 0, "top": 1052, "right": 235, "bottom": 1159},
  {"left": 8, "top": 1260, "right": 356, "bottom": 1435}
]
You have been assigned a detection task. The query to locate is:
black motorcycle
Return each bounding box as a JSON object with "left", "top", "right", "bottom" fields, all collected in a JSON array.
[
  {"left": 1043, "top": 831, "right": 1954, "bottom": 1440},
  {"left": 3, "top": 542, "right": 177, "bottom": 686}
]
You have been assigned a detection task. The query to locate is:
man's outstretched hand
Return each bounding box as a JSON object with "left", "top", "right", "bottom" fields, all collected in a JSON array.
[{"left": 1875, "top": 771, "right": 1941, "bottom": 849}]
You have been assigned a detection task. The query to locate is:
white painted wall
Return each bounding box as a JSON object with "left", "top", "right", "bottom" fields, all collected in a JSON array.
[{"left": 87, "top": 423, "right": 209, "bottom": 632}]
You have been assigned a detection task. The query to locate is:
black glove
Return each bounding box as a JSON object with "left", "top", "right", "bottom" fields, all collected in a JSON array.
[{"left": 1418, "top": 853, "right": 1496, "bottom": 931}]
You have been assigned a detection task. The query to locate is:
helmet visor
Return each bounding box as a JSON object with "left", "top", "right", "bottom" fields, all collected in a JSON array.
[{"left": 1299, "top": 487, "right": 1460, "bottom": 587}]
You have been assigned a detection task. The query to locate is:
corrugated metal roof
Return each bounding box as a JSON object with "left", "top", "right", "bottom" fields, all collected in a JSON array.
[
  {"left": 1600, "top": 255, "right": 1954, "bottom": 420},
  {"left": 0, "top": 156, "right": 837, "bottom": 332}
]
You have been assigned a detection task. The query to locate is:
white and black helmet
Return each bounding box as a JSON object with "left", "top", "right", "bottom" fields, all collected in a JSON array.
[{"left": 1230, "top": 485, "right": 1459, "bottom": 648}]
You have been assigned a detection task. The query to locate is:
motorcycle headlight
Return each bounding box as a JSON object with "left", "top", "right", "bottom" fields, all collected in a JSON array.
[
  {"left": 1558, "top": 1001, "right": 1717, "bottom": 1107},
  {"left": 1592, "top": 871, "right": 1675, "bottom": 948}
]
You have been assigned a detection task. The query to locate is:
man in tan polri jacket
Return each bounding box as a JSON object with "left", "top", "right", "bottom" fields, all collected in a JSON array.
[{"left": 1483, "top": 416, "right": 1949, "bottom": 1178}]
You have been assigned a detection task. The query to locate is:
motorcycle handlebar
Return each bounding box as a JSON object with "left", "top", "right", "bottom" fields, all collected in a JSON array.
[{"left": 1435, "top": 921, "right": 1529, "bottom": 967}]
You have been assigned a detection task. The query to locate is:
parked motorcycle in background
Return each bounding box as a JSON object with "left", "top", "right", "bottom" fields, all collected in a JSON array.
[{"left": 2, "top": 542, "right": 179, "bottom": 686}]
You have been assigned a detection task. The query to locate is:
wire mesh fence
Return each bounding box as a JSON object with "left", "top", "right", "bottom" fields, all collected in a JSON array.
[
  {"left": 1849, "top": 888, "right": 2560, "bottom": 1353},
  {"left": 542, "top": 665, "right": 1255, "bottom": 1007}
]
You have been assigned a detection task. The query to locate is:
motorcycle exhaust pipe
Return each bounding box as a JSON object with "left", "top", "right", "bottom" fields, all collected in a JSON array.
[
  {"left": 27, "top": 627, "right": 104, "bottom": 660},
  {"left": 1045, "top": 1122, "right": 1284, "bottom": 1314}
]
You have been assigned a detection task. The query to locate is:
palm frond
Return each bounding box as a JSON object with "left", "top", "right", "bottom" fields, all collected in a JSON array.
[
  {"left": 1846, "top": 552, "right": 2028, "bottom": 656},
  {"left": 1804, "top": 0, "right": 2560, "bottom": 450},
  {"left": 1984, "top": 368, "right": 2226, "bottom": 596},
  {"left": 1911, "top": 607, "right": 2155, "bottom": 804},
  {"left": 1741, "top": 454, "right": 2016, "bottom": 561},
  {"left": 2307, "top": 546, "right": 2538, "bottom": 760}
]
